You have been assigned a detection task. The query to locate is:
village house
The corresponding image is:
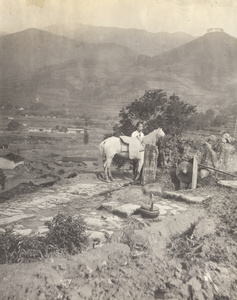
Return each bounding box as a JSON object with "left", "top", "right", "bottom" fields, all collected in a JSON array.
[
  {"left": 0, "top": 144, "right": 9, "bottom": 150},
  {"left": 0, "top": 153, "right": 24, "bottom": 170},
  {"left": 67, "top": 127, "right": 85, "bottom": 134}
]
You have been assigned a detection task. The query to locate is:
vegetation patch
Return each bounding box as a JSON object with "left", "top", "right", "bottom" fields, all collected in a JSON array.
[{"left": 0, "top": 213, "right": 88, "bottom": 264}]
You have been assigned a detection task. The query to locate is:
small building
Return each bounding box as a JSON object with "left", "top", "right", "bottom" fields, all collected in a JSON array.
[
  {"left": 67, "top": 127, "right": 85, "bottom": 134},
  {"left": 0, "top": 144, "right": 9, "bottom": 150},
  {"left": 207, "top": 28, "right": 224, "bottom": 33},
  {"left": 0, "top": 153, "right": 24, "bottom": 170},
  {"left": 27, "top": 128, "right": 40, "bottom": 132}
]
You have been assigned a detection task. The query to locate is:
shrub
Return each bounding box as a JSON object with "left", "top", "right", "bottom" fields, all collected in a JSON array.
[
  {"left": 7, "top": 120, "right": 22, "bottom": 131},
  {"left": 0, "top": 213, "right": 88, "bottom": 264},
  {"left": 44, "top": 214, "right": 88, "bottom": 255}
]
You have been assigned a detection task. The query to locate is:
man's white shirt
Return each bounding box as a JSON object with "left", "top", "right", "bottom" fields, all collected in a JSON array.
[{"left": 131, "top": 130, "right": 144, "bottom": 139}]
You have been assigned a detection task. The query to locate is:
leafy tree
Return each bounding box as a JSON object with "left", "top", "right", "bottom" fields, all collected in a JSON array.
[
  {"left": 7, "top": 120, "right": 22, "bottom": 131},
  {"left": 205, "top": 109, "right": 215, "bottom": 126},
  {"left": 104, "top": 90, "right": 196, "bottom": 169},
  {"left": 212, "top": 114, "right": 226, "bottom": 126},
  {"left": 113, "top": 90, "right": 196, "bottom": 136},
  {"left": 83, "top": 114, "right": 93, "bottom": 127},
  {"left": 190, "top": 113, "right": 206, "bottom": 130},
  {"left": 84, "top": 129, "right": 89, "bottom": 144}
]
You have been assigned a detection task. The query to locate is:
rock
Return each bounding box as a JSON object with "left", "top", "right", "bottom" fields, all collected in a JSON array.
[
  {"left": 84, "top": 217, "right": 106, "bottom": 228},
  {"left": 218, "top": 180, "right": 237, "bottom": 190},
  {"left": 193, "top": 219, "right": 215, "bottom": 240},
  {"left": 0, "top": 214, "right": 35, "bottom": 226},
  {"left": 14, "top": 224, "right": 25, "bottom": 229},
  {"left": 102, "top": 215, "right": 124, "bottom": 228},
  {"left": 199, "top": 169, "right": 210, "bottom": 179},
  {"left": 98, "top": 201, "right": 120, "bottom": 212},
  {"left": 142, "top": 183, "right": 162, "bottom": 196},
  {"left": 14, "top": 228, "right": 32, "bottom": 235},
  {"left": 112, "top": 203, "right": 140, "bottom": 218},
  {"left": 163, "top": 191, "right": 212, "bottom": 204},
  {"left": 37, "top": 226, "right": 49, "bottom": 235},
  {"left": 88, "top": 231, "right": 107, "bottom": 243},
  {"left": 187, "top": 276, "right": 202, "bottom": 292},
  {"left": 78, "top": 286, "right": 93, "bottom": 299},
  {"left": 40, "top": 216, "right": 53, "bottom": 222},
  {"left": 0, "top": 228, "right": 6, "bottom": 234},
  {"left": 141, "top": 144, "right": 158, "bottom": 185}
]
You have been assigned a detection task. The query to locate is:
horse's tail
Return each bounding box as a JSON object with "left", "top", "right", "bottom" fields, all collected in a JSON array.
[{"left": 98, "top": 140, "right": 106, "bottom": 169}]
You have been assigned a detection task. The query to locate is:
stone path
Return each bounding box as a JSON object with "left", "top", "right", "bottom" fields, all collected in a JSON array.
[
  {"left": 0, "top": 175, "right": 199, "bottom": 245},
  {"left": 218, "top": 180, "right": 237, "bottom": 190}
]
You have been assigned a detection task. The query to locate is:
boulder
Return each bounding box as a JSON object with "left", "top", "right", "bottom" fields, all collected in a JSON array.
[
  {"left": 141, "top": 144, "right": 159, "bottom": 185},
  {"left": 112, "top": 203, "right": 140, "bottom": 218},
  {"left": 193, "top": 218, "right": 215, "bottom": 240},
  {"left": 142, "top": 183, "right": 162, "bottom": 196}
]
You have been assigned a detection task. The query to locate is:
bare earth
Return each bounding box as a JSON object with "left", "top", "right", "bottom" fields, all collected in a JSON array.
[{"left": 0, "top": 171, "right": 236, "bottom": 300}]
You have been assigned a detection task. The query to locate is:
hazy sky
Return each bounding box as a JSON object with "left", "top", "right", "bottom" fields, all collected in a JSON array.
[{"left": 1, "top": 0, "right": 237, "bottom": 37}]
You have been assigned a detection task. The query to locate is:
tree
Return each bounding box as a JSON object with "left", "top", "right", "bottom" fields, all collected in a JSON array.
[
  {"left": 7, "top": 120, "right": 21, "bottom": 131},
  {"left": 84, "top": 129, "right": 89, "bottom": 145},
  {"left": 113, "top": 90, "right": 196, "bottom": 136},
  {"left": 212, "top": 114, "right": 226, "bottom": 126},
  {"left": 190, "top": 113, "right": 206, "bottom": 130},
  {"left": 83, "top": 115, "right": 93, "bottom": 127},
  {"left": 205, "top": 109, "right": 215, "bottom": 126}
]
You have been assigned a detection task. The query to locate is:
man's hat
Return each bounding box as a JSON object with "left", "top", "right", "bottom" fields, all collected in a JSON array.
[{"left": 176, "top": 161, "right": 193, "bottom": 183}]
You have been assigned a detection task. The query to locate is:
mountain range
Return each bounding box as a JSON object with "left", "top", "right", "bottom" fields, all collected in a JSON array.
[
  {"left": 45, "top": 23, "right": 195, "bottom": 56},
  {"left": 0, "top": 25, "right": 236, "bottom": 117}
]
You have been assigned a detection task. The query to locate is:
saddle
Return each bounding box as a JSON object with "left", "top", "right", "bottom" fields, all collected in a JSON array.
[{"left": 120, "top": 136, "right": 144, "bottom": 159}]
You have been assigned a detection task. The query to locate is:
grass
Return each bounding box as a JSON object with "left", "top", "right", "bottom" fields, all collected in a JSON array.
[{"left": 0, "top": 213, "right": 88, "bottom": 264}]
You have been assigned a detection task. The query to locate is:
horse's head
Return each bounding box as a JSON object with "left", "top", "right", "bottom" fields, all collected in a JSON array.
[{"left": 155, "top": 128, "right": 165, "bottom": 140}]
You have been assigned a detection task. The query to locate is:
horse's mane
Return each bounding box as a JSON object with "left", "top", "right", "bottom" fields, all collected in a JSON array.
[{"left": 143, "top": 128, "right": 160, "bottom": 144}]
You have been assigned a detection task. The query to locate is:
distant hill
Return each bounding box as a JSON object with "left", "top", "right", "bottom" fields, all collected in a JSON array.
[
  {"left": 139, "top": 31, "right": 237, "bottom": 87},
  {"left": 0, "top": 31, "right": 7, "bottom": 36},
  {"left": 136, "top": 31, "right": 237, "bottom": 107},
  {"left": 0, "top": 28, "right": 140, "bottom": 112},
  {"left": 0, "top": 28, "right": 236, "bottom": 117},
  {"left": 45, "top": 23, "right": 195, "bottom": 56}
]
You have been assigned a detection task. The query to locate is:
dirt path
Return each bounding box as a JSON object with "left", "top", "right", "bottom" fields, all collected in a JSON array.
[{"left": 0, "top": 176, "right": 236, "bottom": 299}]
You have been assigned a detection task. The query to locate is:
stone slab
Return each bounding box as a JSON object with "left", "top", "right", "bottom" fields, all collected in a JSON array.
[
  {"left": 142, "top": 183, "right": 162, "bottom": 196},
  {"left": 0, "top": 228, "right": 6, "bottom": 234},
  {"left": 0, "top": 214, "right": 35, "bottom": 225},
  {"left": 130, "top": 208, "right": 205, "bottom": 258},
  {"left": 193, "top": 218, "right": 215, "bottom": 240},
  {"left": 112, "top": 203, "right": 140, "bottom": 218},
  {"left": 218, "top": 180, "right": 237, "bottom": 190},
  {"left": 163, "top": 191, "right": 212, "bottom": 204},
  {"left": 84, "top": 217, "right": 107, "bottom": 228},
  {"left": 98, "top": 201, "right": 120, "bottom": 213},
  {"left": 36, "top": 226, "right": 49, "bottom": 235},
  {"left": 87, "top": 231, "right": 107, "bottom": 243},
  {"left": 14, "top": 228, "right": 32, "bottom": 235}
]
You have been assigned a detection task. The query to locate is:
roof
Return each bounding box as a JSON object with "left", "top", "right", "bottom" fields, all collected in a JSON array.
[{"left": 1, "top": 153, "right": 24, "bottom": 163}]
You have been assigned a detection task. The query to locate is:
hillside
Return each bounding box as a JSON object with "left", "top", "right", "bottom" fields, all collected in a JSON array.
[
  {"left": 45, "top": 23, "right": 195, "bottom": 56},
  {"left": 0, "top": 28, "right": 140, "bottom": 113},
  {"left": 136, "top": 31, "right": 237, "bottom": 106},
  {"left": 1, "top": 28, "right": 236, "bottom": 116},
  {"left": 140, "top": 32, "right": 237, "bottom": 86}
]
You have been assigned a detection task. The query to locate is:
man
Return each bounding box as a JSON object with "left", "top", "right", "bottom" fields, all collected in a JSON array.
[
  {"left": 131, "top": 122, "right": 144, "bottom": 178},
  {"left": 131, "top": 122, "right": 144, "bottom": 140}
]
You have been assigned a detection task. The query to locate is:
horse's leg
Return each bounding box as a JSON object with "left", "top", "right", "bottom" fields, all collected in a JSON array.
[
  {"left": 104, "top": 157, "right": 114, "bottom": 182},
  {"left": 107, "top": 157, "right": 114, "bottom": 181},
  {"left": 104, "top": 160, "right": 109, "bottom": 182}
]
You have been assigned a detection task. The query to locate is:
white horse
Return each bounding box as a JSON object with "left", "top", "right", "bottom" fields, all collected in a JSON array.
[{"left": 99, "top": 128, "right": 165, "bottom": 182}]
